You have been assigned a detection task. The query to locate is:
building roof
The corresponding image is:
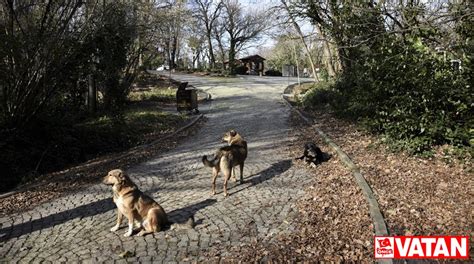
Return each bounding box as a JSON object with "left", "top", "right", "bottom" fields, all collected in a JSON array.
[
  {"left": 223, "top": 54, "right": 266, "bottom": 64},
  {"left": 239, "top": 54, "right": 266, "bottom": 61}
]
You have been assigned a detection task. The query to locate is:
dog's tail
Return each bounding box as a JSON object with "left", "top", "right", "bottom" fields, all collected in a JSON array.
[
  {"left": 295, "top": 155, "right": 305, "bottom": 160},
  {"left": 202, "top": 154, "right": 220, "bottom": 167},
  {"left": 169, "top": 215, "right": 195, "bottom": 230}
]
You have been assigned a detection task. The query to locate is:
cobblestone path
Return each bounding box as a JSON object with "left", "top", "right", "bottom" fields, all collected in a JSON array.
[{"left": 1, "top": 74, "right": 314, "bottom": 263}]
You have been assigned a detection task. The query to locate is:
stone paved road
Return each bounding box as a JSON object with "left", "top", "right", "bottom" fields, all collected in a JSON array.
[{"left": 1, "top": 74, "right": 314, "bottom": 263}]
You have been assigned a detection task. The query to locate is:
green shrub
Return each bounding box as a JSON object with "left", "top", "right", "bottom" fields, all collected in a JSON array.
[
  {"left": 235, "top": 65, "right": 248, "bottom": 75},
  {"left": 302, "top": 81, "right": 337, "bottom": 109},
  {"left": 265, "top": 69, "right": 282, "bottom": 76},
  {"left": 303, "top": 37, "right": 472, "bottom": 155}
]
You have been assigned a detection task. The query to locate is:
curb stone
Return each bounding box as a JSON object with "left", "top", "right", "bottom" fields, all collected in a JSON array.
[
  {"left": 0, "top": 114, "right": 204, "bottom": 200},
  {"left": 281, "top": 94, "right": 392, "bottom": 264}
]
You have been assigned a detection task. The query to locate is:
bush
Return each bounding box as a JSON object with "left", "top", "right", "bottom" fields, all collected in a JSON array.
[
  {"left": 304, "top": 37, "right": 472, "bottom": 154},
  {"left": 302, "top": 81, "right": 336, "bottom": 109},
  {"left": 265, "top": 69, "right": 282, "bottom": 76},
  {"left": 235, "top": 65, "right": 248, "bottom": 75}
]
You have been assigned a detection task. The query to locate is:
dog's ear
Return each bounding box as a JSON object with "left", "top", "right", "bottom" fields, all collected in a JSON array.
[
  {"left": 229, "top": 130, "right": 237, "bottom": 137},
  {"left": 113, "top": 169, "right": 128, "bottom": 185}
]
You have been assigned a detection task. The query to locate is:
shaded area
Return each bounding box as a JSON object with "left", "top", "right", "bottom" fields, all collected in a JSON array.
[
  {"left": 167, "top": 198, "right": 217, "bottom": 227},
  {"left": 0, "top": 196, "right": 217, "bottom": 242},
  {"left": 246, "top": 159, "right": 292, "bottom": 185},
  {"left": 0, "top": 197, "right": 115, "bottom": 242},
  {"left": 0, "top": 111, "right": 205, "bottom": 216},
  {"left": 229, "top": 159, "right": 292, "bottom": 196}
]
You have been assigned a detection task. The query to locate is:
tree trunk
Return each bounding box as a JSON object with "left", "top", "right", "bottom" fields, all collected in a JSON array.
[
  {"left": 214, "top": 30, "right": 226, "bottom": 69},
  {"left": 228, "top": 40, "right": 236, "bottom": 75},
  {"left": 166, "top": 39, "right": 172, "bottom": 69},
  {"left": 170, "top": 36, "right": 177, "bottom": 69},
  {"left": 291, "top": 40, "right": 301, "bottom": 85},
  {"left": 206, "top": 32, "right": 216, "bottom": 69},
  {"left": 87, "top": 74, "right": 97, "bottom": 113},
  {"left": 218, "top": 43, "right": 225, "bottom": 69},
  {"left": 315, "top": 25, "right": 337, "bottom": 77}
]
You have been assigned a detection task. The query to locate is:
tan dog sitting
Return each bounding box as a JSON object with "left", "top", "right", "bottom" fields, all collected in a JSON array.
[{"left": 103, "top": 169, "right": 168, "bottom": 236}]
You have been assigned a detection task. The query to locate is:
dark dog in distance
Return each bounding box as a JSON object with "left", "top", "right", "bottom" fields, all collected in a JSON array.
[{"left": 295, "top": 142, "right": 330, "bottom": 167}]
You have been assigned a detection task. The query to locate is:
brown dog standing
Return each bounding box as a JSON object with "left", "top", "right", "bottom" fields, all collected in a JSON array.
[
  {"left": 103, "top": 169, "right": 168, "bottom": 236},
  {"left": 202, "top": 130, "right": 248, "bottom": 196}
]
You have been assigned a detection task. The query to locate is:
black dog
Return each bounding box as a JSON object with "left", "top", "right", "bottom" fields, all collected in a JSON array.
[{"left": 295, "top": 142, "right": 325, "bottom": 166}]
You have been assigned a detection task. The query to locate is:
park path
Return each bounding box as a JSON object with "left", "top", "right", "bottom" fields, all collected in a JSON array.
[{"left": 0, "top": 74, "right": 314, "bottom": 263}]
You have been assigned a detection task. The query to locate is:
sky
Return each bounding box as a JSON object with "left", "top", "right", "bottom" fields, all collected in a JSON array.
[{"left": 237, "top": 0, "right": 314, "bottom": 56}]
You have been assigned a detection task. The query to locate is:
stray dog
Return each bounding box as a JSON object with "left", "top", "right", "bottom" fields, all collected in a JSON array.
[
  {"left": 220, "top": 130, "right": 248, "bottom": 184},
  {"left": 202, "top": 130, "right": 247, "bottom": 196},
  {"left": 222, "top": 130, "right": 244, "bottom": 182},
  {"left": 295, "top": 142, "right": 325, "bottom": 166},
  {"left": 103, "top": 169, "right": 193, "bottom": 236}
]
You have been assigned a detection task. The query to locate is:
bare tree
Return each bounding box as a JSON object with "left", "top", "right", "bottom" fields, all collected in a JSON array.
[
  {"left": 212, "top": 17, "right": 227, "bottom": 68},
  {"left": 192, "top": 0, "right": 222, "bottom": 69},
  {"left": 279, "top": 0, "right": 319, "bottom": 81},
  {"left": 0, "top": 0, "right": 85, "bottom": 127},
  {"left": 186, "top": 19, "right": 206, "bottom": 68},
  {"left": 157, "top": 0, "right": 189, "bottom": 69},
  {"left": 221, "top": 0, "right": 267, "bottom": 74}
]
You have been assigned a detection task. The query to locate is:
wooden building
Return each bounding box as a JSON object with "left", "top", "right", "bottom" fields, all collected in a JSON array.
[
  {"left": 239, "top": 55, "right": 265, "bottom": 76},
  {"left": 224, "top": 54, "right": 266, "bottom": 76}
]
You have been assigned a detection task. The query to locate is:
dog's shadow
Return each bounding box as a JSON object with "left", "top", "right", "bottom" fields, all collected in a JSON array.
[
  {"left": 166, "top": 198, "right": 216, "bottom": 228},
  {"left": 227, "top": 159, "right": 292, "bottom": 196},
  {"left": 316, "top": 152, "right": 332, "bottom": 165}
]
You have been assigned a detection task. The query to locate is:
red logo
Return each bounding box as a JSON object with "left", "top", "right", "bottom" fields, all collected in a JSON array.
[
  {"left": 378, "top": 238, "right": 391, "bottom": 247},
  {"left": 374, "top": 236, "right": 469, "bottom": 259},
  {"left": 376, "top": 237, "right": 394, "bottom": 258}
]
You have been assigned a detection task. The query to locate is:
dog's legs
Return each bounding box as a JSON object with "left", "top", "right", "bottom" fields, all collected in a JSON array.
[
  {"left": 239, "top": 163, "right": 244, "bottom": 184},
  {"left": 211, "top": 167, "right": 219, "bottom": 195},
  {"left": 231, "top": 167, "right": 237, "bottom": 182},
  {"left": 137, "top": 209, "right": 161, "bottom": 236},
  {"left": 137, "top": 229, "right": 153, "bottom": 236},
  {"left": 223, "top": 167, "right": 232, "bottom": 197},
  {"left": 110, "top": 210, "right": 123, "bottom": 232},
  {"left": 295, "top": 155, "right": 305, "bottom": 160},
  {"left": 136, "top": 220, "right": 153, "bottom": 237},
  {"left": 134, "top": 219, "right": 141, "bottom": 229},
  {"left": 124, "top": 213, "right": 134, "bottom": 237}
]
